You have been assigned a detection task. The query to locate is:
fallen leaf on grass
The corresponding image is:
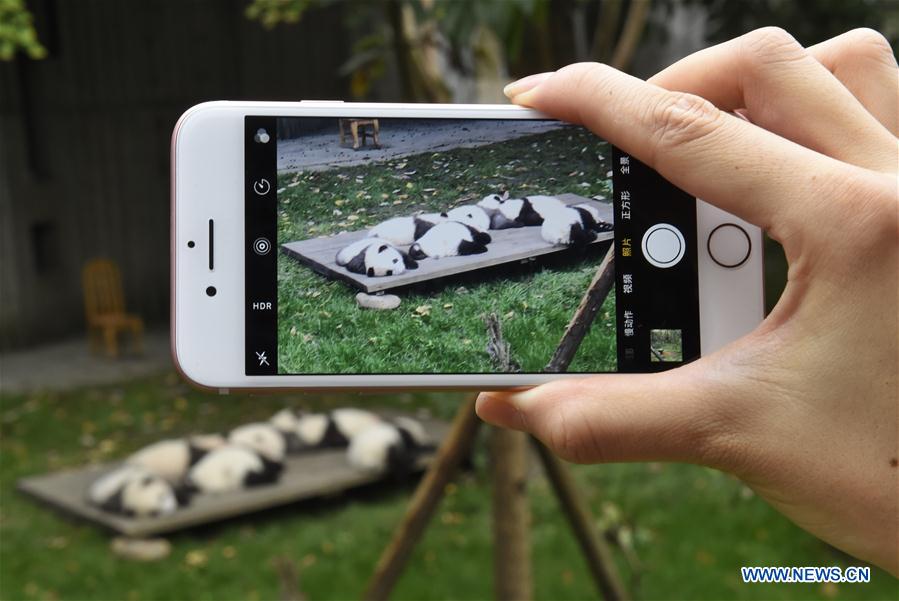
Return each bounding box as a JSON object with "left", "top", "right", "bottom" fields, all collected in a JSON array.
[
  {"left": 414, "top": 305, "right": 431, "bottom": 316},
  {"left": 185, "top": 549, "right": 208, "bottom": 568}
]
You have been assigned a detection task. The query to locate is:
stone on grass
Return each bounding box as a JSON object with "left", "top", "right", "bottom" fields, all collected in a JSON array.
[
  {"left": 110, "top": 537, "right": 172, "bottom": 562},
  {"left": 356, "top": 293, "right": 401, "bottom": 310}
]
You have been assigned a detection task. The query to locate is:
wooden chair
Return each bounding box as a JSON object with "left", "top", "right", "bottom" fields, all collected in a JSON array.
[
  {"left": 82, "top": 258, "right": 144, "bottom": 358},
  {"left": 339, "top": 118, "right": 381, "bottom": 150}
]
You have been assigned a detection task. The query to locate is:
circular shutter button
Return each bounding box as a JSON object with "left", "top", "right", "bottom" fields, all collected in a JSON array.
[
  {"left": 707, "top": 223, "right": 751, "bottom": 268},
  {"left": 641, "top": 223, "right": 685, "bottom": 268}
]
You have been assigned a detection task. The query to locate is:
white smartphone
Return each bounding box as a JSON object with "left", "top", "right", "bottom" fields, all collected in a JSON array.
[{"left": 171, "top": 101, "right": 763, "bottom": 392}]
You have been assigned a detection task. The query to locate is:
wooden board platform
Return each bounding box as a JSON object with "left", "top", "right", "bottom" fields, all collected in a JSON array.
[
  {"left": 282, "top": 193, "right": 613, "bottom": 293},
  {"left": 17, "top": 416, "right": 449, "bottom": 537}
]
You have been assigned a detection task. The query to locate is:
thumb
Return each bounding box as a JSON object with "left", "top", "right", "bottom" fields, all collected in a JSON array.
[{"left": 476, "top": 364, "right": 736, "bottom": 466}]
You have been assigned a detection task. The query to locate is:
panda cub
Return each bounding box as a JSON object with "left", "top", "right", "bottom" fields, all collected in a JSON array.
[
  {"left": 185, "top": 444, "right": 282, "bottom": 494},
  {"left": 228, "top": 422, "right": 288, "bottom": 464},
  {"left": 443, "top": 205, "right": 490, "bottom": 232},
  {"left": 478, "top": 192, "right": 525, "bottom": 230},
  {"left": 125, "top": 434, "right": 225, "bottom": 485},
  {"left": 270, "top": 408, "right": 383, "bottom": 452},
  {"left": 476, "top": 192, "right": 507, "bottom": 214},
  {"left": 88, "top": 465, "right": 185, "bottom": 518},
  {"left": 497, "top": 195, "right": 565, "bottom": 227},
  {"left": 335, "top": 238, "right": 418, "bottom": 277},
  {"left": 540, "top": 204, "right": 612, "bottom": 247},
  {"left": 408, "top": 222, "right": 492, "bottom": 260},
  {"left": 367, "top": 213, "right": 445, "bottom": 246},
  {"left": 346, "top": 416, "right": 435, "bottom": 476},
  {"left": 573, "top": 203, "right": 614, "bottom": 232}
]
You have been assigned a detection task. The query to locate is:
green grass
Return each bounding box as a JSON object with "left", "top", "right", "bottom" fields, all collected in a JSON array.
[
  {"left": 275, "top": 126, "right": 617, "bottom": 374},
  {"left": 2, "top": 375, "right": 897, "bottom": 601}
]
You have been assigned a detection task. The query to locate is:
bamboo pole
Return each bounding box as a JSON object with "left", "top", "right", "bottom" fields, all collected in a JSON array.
[
  {"left": 533, "top": 442, "right": 629, "bottom": 601},
  {"left": 546, "top": 247, "right": 615, "bottom": 373},
  {"left": 491, "top": 428, "right": 532, "bottom": 601},
  {"left": 610, "top": 0, "right": 652, "bottom": 72}
]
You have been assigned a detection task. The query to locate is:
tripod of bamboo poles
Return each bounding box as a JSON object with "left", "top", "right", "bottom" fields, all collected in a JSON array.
[{"left": 363, "top": 247, "right": 629, "bottom": 601}]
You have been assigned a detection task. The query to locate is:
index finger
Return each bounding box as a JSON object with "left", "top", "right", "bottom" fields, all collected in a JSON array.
[{"left": 507, "top": 62, "right": 857, "bottom": 235}]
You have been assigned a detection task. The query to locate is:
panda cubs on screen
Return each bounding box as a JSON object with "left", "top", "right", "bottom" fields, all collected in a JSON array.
[
  {"left": 497, "top": 195, "right": 565, "bottom": 227},
  {"left": 367, "top": 213, "right": 446, "bottom": 246},
  {"left": 408, "top": 221, "right": 491, "bottom": 260},
  {"left": 476, "top": 191, "right": 515, "bottom": 229},
  {"left": 87, "top": 465, "right": 185, "bottom": 518},
  {"left": 269, "top": 407, "right": 383, "bottom": 452},
  {"left": 346, "top": 416, "right": 434, "bottom": 476},
  {"left": 125, "top": 434, "right": 225, "bottom": 485},
  {"left": 443, "top": 205, "right": 491, "bottom": 232},
  {"left": 335, "top": 238, "right": 418, "bottom": 277},
  {"left": 540, "top": 204, "right": 612, "bottom": 248}
]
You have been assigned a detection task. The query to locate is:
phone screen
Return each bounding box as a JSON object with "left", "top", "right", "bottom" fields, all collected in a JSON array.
[{"left": 244, "top": 116, "right": 699, "bottom": 376}]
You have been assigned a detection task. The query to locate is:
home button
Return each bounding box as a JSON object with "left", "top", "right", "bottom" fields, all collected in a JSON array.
[
  {"left": 708, "top": 223, "right": 751, "bottom": 268},
  {"left": 641, "top": 223, "right": 685, "bottom": 268}
]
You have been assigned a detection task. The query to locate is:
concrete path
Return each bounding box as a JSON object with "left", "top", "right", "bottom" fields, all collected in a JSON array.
[
  {"left": 277, "top": 118, "right": 567, "bottom": 173},
  {"left": 0, "top": 329, "right": 173, "bottom": 395}
]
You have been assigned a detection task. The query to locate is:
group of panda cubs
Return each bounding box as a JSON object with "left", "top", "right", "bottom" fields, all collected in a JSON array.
[
  {"left": 335, "top": 192, "right": 614, "bottom": 278},
  {"left": 87, "top": 408, "right": 432, "bottom": 519}
]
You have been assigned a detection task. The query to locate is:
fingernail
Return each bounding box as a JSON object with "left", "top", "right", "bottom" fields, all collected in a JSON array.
[
  {"left": 503, "top": 72, "right": 554, "bottom": 99},
  {"left": 476, "top": 389, "right": 538, "bottom": 430}
]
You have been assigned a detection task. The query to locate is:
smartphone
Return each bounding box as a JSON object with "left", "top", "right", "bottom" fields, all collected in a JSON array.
[{"left": 171, "top": 101, "right": 763, "bottom": 392}]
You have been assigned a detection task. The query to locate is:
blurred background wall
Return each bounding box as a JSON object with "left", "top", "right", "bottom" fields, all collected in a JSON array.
[
  {"left": 0, "top": 0, "right": 351, "bottom": 350},
  {"left": 1, "top": 0, "right": 896, "bottom": 351}
]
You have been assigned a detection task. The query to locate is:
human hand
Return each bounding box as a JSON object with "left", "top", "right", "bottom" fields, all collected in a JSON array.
[{"left": 477, "top": 27, "right": 898, "bottom": 574}]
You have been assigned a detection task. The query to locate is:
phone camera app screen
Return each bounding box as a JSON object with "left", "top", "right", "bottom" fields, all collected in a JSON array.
[{"left": 244, "top": 116, "right": 699, "bottom": 375}]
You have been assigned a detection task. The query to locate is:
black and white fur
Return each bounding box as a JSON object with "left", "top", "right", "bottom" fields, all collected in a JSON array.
[
  {"left": 540, "top": 204, "right": 611, "bottom": 247},
  {"left": 346, "top": 416, "right": 435, "bottom": 476},
  {"left": 497, "top": 195, "right": 565, "bottom": 227},
  {"left": 573, "top": 203, "right": 614, "bottom": 232},
  {"left": 477, "top": 192, "right": 522, "bottom": 229},
  {"left": 271, "top": 408, "right": 383, "bottom": 452},
  {"left": 185, "top": 444, "right": 282, "bottom": 494},
  {"left": 443, "top": 205, "right": 490, "bottom": 232},
  {"left": 125, "top": 434, "right": 225, "bottom": 485},
  {"left": 367, "top": 213, "right": 445, "bottom": 246},
  {"left": 408, "top": 222, "right": 491, "bottom": 260},
  {"left": 228, "top": 422, "right": 288, "bottom": 463},
  {"left": 335, "top": 238, "right": 418, "bottom": 277},
  {"left": 88, "top": 465, "right": 185, "bottom": 517}
]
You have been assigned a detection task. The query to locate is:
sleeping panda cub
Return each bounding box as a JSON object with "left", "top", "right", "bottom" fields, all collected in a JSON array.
[
  {"left": 335, "top": 238, "right": 418, "bottom": 277},
  {"left": 573, "top": 203, "right": 614, "bottom": 232},
  {"left": 498, "top": 195, "right": 565, "bottom": 227},
  {"left": 477, "top": 192, "right": 518, "bottom": 229},
  {"left": 185, "top": 444, "right": 281, "bottom": 494},
  {"left": 87, "top": 465, "right": 185, "bottom": 518},
  {"left": 228, "top": 422, "right": 288, "bottom": 464},
  {"left": 408, "top": 222, "right": 492, "bottom": 260},
  {"left": 367, "top": 213, "right": 445, "bottom": 246},
  {"left": 346, "top": 416, "right": 435, "bottom": 476},
  {"left": 476, "top": 192, "right": 507, "bottom": 214},
  {"left": 443, "top": 205, "right": 490, "bottom": 232},
  {"left": 270, "top": 408, "right": 383, "bottom": 452},
  {"left": 125, "top": 433, "right": 225, "bottom": 485},
  {"left": 540, "top": 204, "right": 612, "bottom": 247}
]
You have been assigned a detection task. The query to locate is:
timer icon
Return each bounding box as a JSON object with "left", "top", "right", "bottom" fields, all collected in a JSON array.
[{"left": 253, "top": 179, "right": 271, "bottom": 196}]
